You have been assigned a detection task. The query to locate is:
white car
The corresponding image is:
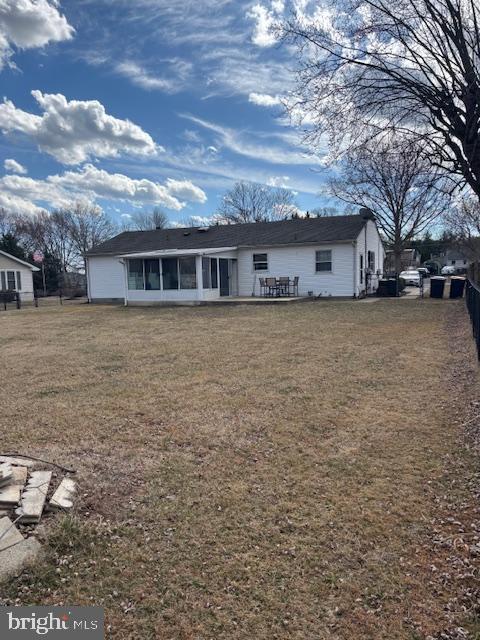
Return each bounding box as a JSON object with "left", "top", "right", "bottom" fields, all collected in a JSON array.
[
  {"left": 441, "top": 265, "right": 456, "bottom": 275},
  {"left": 400, "top": 270, "right": 421, "bottom": 286}
]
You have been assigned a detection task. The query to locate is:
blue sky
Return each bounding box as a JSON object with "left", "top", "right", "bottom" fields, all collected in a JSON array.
[{"left": 0, "top": 0, "right": 338, "bottom": 225}]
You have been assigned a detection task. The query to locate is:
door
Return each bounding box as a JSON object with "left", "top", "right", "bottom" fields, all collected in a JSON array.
[{"left": 219, "top": 259, "right": 230, "bottom": 296}]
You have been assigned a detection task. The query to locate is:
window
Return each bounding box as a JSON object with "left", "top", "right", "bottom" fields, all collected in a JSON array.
[
  {"left": 145, "top": 259, "right": 160, "bottom": 290},
  {"left": 0, "top": 272, "right": 5, "bottom": 291},
  {"left": 210, "top": 258, "right": 218, "bottom": 289},
  {"left": 179, "top": 257, "right": 196, "bottom": 289},
  {"left": 162, "top": 258, "right": 179, "bottom": 290},
  {"left": 452, "top": 260, "right": 456, "bottom": 265},
  {"left": 315, "top": 250, "right": 332, "bottom": 273},
  {"left": 367, "top": 251, "right": 375, "bottom": 271},
  {"left": 128, "top": 259, "right": 144, "bottom": 290},
  {"left": 360, "top": 255, "right": 364, "bottom": 284},
  {"left": 202, "top": 257, "right": 211, "bottom": 289},
  {"left": 253, "top": 253, "right": 268, "bottom": 271},
  {"left": 7, "top": 271, "right": 16, "bottom": 290},
  {"left": 16, "top": 271, "right": 21, "bottom": 290}
]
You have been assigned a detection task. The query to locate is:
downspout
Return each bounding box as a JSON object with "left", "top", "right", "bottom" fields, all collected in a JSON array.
[
  {"left": 86, "top": 257, "right": 92, "bottom": 303},
  {"left": 353, "top": 240, "right": 357, "bottom": 298},
  {"left": 120, "top": 259, "right": 128, "bottom": 306},
  {"left": 364, "top": 222, "right": 368, "bottom": 296}
]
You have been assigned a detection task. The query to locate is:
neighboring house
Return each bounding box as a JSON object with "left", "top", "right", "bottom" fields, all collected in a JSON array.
[
  {"left": 0, "top": 250, "right": 39, "bottom": 301},
  {"left": 431, "top": 249, "right": 470, "bottom": 273},
  {"left": 86, "top": 213, "right": 385, "bottom": 305},
  {"left": 384, "top": 248, "right": 421, "bottom": 272}
]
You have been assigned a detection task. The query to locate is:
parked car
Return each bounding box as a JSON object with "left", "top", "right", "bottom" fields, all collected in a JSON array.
[
  {"left": 424, "top": 262, "right": 439, "bottom": 275},
  {"left": 441, "top": 265, "right": 456, "bottom": 275},
  {"left": 399, "top": 270, "right": 421, "bottom": 286},
  {"left": 417, "top": 267, "right": 429, "bottom": 278}
]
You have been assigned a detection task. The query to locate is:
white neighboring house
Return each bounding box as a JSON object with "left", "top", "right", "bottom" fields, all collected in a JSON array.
[
  {"left": 0, "top": 250, "right": 39, "bottom": 301},
  {"left": 86, "top": 213, "right": 385, "bottom": 305}
]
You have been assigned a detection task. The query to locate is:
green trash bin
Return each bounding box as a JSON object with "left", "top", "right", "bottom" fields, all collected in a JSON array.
[
  {"left": 430, "top": 276, "right": 446, "bottom": 298},
  {"left": 450, "top": 276, "right": 466, "bottom": 299}
]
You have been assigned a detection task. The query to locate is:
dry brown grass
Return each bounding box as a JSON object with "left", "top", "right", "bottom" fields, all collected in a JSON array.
[{"left": 0, "top": 299, "right": 479, "bottom": 639}]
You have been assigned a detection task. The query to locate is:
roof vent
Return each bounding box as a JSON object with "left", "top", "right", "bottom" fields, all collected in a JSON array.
[
  {"left": 183, "top": 231, "right": 191, "bottom": 236},
  {"left": 198, "top": 227, "right": 210, "bottom": 233}
]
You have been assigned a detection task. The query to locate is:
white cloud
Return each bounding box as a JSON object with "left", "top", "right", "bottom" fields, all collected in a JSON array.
[
  {"left": 180, "top": 113, "right": 322, "bottom": 166},
  {"left": 4, "top": 158, "right": 26, "bottom": 174},
  {"left": 246, "top": 3, "right": 278, "bottom": 47},
  {"left": 164, "top": 178, "right": 207, "bottom": 203},
  {"left": 0, "top": 190, "right": 42, "bottom": 215},
  {"left": 0, "top": 91, "right": 158, "bottom": 164},
  {"left": 267, "top": 175, "right": 291, "bottom": 188},
  {"left": 0, "top": 163, "right": 207, "bottom": 214},
  {"left": 0, "top": 0, "right": 74, "bottom": 69},
  {"left": 249, "top": 92, "right": 281, "bottom": 107},
  {"left": 115, "top": 60, "right": 189, "bottom": 93}
]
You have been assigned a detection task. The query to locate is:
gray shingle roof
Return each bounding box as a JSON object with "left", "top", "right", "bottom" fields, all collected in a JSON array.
[{"left": 87, "top": 214, "right": 369, "bottom": 256}]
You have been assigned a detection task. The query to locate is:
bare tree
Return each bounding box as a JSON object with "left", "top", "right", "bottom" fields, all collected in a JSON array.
[
  {"left": 217, "top": 181, "right": 298, "bottom": 223},
  {"left": 62, "top": 203, "right": 117, "bottom": 273},
  {"left": 445, "top": 196, "right": 480, "bottom": 260},
  {"left": 129, "top": 207, "right": 169, "bottom": 231},
  {"left": 0, "top": 208, "right": 16, "bottom": 236},
  {"left": 310, "top": 206, "right": 351, "bottom": 217},
  {"left": 282, "top": 0, "right": 480, "bottom": 200},
  {"left": 329, "top": 138, "right": 449, "bottom": 271},
  {"left": 22, "top": 211, "right": 77, "bottom": 272}
]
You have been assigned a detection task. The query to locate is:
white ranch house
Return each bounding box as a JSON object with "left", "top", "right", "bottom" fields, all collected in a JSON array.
[
  {"left": 86, "top": 213, "right": 385, "bottom": 305},
  {"left": 0, "top": 250, "right": 39, "bottom": 301}
]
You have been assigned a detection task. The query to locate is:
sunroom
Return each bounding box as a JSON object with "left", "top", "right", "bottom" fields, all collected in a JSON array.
[{"left": 119, "top": 247, "right": 238, "bottom": 304}]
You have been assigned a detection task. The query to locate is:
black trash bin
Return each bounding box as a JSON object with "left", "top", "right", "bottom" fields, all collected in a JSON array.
[
  {"left": 377, "top": 279, "right": 390, "bottom": 297},
  {"left": 450, "top": 276, "right": 466, "bottom": 299},
  {"left": 430, "top": 276, "right": 446, "bottom": 299},
  {"left": 387, "top": 278, "right": 399, "bottom": 297}
]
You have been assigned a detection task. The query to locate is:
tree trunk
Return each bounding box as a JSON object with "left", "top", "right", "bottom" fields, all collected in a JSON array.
[{"left": 394, "top": 248, "right": 402, "bottom": 274}]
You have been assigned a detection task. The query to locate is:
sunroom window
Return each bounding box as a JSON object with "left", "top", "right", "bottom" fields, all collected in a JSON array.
[
  {"left": 145, "top": 259, "right": 160, "bottom": 290},
  {"left": 128, "top": 260, "right": 144, "bottom": 290},
  {"left": 162, "top": 258, "right": 179, "bottom": 290},
  {"left": 179, "top": 257, "right": 196, "bottom": 289}
]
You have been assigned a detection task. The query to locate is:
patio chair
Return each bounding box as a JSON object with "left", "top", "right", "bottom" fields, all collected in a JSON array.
[
  {"left": 278, "top": 277, "right": 290, "bottom": 297},
  {"left": 259, "top": 277, "right": 266, "bottom": 297},
  {"left": 265, "top": 277, "right": 277, "bottom": 297},
  {"left": 290, "top": 276, "right": 299, "bottom": 296}
]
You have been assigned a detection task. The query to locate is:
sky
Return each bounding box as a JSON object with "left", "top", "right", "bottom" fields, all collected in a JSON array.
[{"left": 0, "top": 0, "right": 337, "bottom": 226}]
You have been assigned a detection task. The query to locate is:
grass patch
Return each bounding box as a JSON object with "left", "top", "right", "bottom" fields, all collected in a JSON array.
[{"left": 0, "top": 299, "right": 478, "bottom": 638}]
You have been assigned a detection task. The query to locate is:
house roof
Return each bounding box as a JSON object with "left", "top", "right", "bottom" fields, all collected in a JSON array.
[
  {"left": 0, "top": 250, "right": 40, "bottom": 271},
  {"left": 87, "top": 214, "right": 371, "bottom": 256}
]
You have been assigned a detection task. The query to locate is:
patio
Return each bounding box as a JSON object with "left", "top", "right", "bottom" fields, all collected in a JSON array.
[{"left": 259, "top": 276, "right": 299, "bottom": 297}]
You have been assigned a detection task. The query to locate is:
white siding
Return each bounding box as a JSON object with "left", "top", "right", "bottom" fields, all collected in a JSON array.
[
  {"left": 354, "top": 219, "right": 385, "bottom": 297},
  {"left": 237, "top": 244, "right": 355, "bottom": 297},
  {"left": 0, "top": 254, "right": 35, "bottom": 301},
  {"left": 87, "top": 256, "right": 125, "bottom": 301}
]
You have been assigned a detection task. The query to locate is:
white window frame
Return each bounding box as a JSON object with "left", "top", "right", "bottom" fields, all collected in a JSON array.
[
  {"left": 315, "top": 249, "right": 333, "bottom": 274},
  {"left": 6, "top": 270, "right": 16, "bottom": 291}
]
